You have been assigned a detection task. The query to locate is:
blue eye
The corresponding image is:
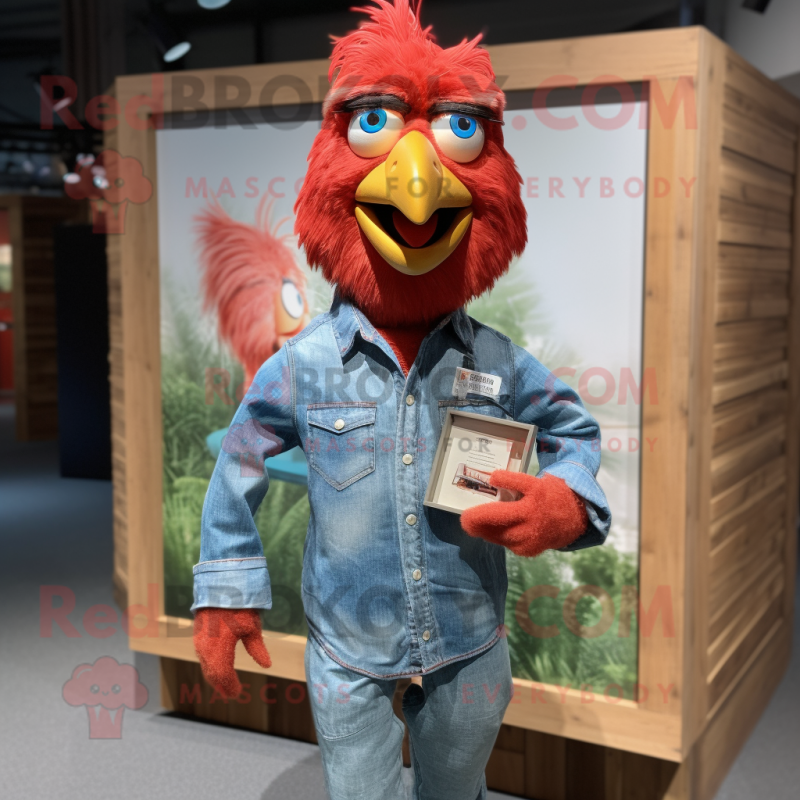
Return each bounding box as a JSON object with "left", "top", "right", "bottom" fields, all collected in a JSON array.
[
  {"left": 359, "top": 109, "right": 387, "bottom": 134},
  {"left": 450, "top": 114, "right": 477, "bottom": 139}
]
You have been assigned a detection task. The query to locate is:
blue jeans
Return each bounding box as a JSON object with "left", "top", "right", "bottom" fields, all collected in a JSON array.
[{"left": 305, "top": 635, "right": 513, "bottom": 800}]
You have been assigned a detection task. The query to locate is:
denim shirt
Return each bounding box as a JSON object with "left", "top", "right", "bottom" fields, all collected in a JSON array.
[{"left": 192, "top": 295, "right": 611, "bottom": 678}]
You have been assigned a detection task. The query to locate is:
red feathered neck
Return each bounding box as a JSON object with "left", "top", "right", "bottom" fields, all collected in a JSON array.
[{"left": 374, "top": 318, "right": 439, "bottom": 374}]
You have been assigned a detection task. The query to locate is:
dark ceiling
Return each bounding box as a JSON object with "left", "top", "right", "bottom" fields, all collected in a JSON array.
[{"left": 0, "top": 0, "right": 722, "bottom": 191}]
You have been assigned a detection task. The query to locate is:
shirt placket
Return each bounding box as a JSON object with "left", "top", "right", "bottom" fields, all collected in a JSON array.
[{"left": 394, "top": 349, "right": 438, "bottom": 672}]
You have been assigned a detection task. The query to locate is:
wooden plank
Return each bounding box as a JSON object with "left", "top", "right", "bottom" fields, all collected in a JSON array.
[
  {"left": 708, "top": 508, "right": 784, "bottom": 612},
  {"left": 723, "top": 83, "right": 798, "bottom": 141},
  {"left": 716, "top": 268, "right": 789, "bottom": 300},
  {"left": 710, "top": 486, "right": 785, "bottom": 557},
  {"left": 682, "top": 30, "right": 726, "bottom": 755},
  {"left": 638, "top": 73, "right": 698, "bottom": 725},
  {"left": 719, "top": 174, "right": 793, "bottom": 215},
  {"left": 713, "top": 332, "right": 787, "bottom": 362},
  {"left": 711, "top": 359, "right": 788, "bottom": 405},
  {"left": 487, "top": 679, "right": 681, "bottom": 763},
  {"left": 495, "top": 723, "right": 526, "bottom": 753},
  {"left": 485, "top": 746, "right": 526, "bottom": 796},
  {"left": 714, "top": 316, "right": 787, "bottom": 348},
  {"left": 707, "top": 595, "right": 783, "bottom": 709},
  {"left": 710, "top": 421, "right": 785, "bottom": 495},
  {"left": 711, "top": 378, "right": 786, "bottom": 449},
  {"left": 709, "top": 482, "right": 785, "bottom": 548},
  {"left": 725, "top": 54, "right": 800, "bottom": 126},
  {"left": 712, "top": 347, "right": 785, "bottom": 381},
  {"left": 106, "top": 143, "right": 128, "bottom": 608},
  {"left": 708, "top": 551, "right": 783, "bottom": 643},
  {"left": 707, "top": 560, "right": 783, "bottom": 673},
  {"left": 160, "top": 656, "right": 317, "bottom": 740},
  {"left": 604, "top": 748, "right": 691, "bottom": 800},
  {"left": 717, "top": 196, "right": 791, "bottom": 233},
  {"left": 717, "top": 242, "right": 791, "bottom": 273},
  {"left": 488, "top": 27, "right": 700, "bottom": 90},
  {"left": 717, "top": 219, "right": 792, "bottom": 249},
  {"left": 566, "top": 739, "right": 606, "bottom": 800},
  {"left": 114, "top": 115, "right": 165, "bottom": 619},
  {"left": 783, "top": 127, "right": 800, "bottom": 623},
  {"left": 720, "top": 149, "right": 794, "bottom": 212},
  {"left": 709, "top": 455, "right": 785, "bottom": 521},
  {"left": 524, "top": 730, "right": 566, "bottom": 800},
  {"left": 721, "top": 104, "right": 796, "bottom": 174}
]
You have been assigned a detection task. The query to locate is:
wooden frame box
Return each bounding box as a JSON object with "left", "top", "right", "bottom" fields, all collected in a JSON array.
[{"left": 108, "top": 26, "right": 800, "bottom": 800}]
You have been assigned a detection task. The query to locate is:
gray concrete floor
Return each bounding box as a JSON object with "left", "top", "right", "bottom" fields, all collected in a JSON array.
[{"left": 0, "top": 401, "right": 797, "bottom": 799}]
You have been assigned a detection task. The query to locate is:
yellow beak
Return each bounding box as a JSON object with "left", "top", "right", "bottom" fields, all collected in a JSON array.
[{"left": 354, "top": 131, "right": 473, "bottom": 275}]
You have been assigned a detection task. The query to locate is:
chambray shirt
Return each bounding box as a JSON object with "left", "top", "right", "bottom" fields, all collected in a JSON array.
[{"left": 192, "top": 295, "right": 611, "bottom": 678}]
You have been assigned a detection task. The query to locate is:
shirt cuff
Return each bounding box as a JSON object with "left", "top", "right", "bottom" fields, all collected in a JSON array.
[
  {"left": 190, "top": 557, "right": 272, "bottom": 612},
  {"left": 537, "top": 460, "right": 611, "bottom": 551}
]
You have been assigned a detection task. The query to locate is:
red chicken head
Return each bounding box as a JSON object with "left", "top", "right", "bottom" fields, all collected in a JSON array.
[{"left": 295, "top": 0, "right": 527, "bottom": 327}]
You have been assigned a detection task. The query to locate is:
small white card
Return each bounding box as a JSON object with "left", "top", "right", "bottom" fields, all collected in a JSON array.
[
  {"left": 452, "top": 368, "right": 502, "bottom": 400},
  {"left": 435, "top": 428, "right": 515, "bottom": 511}
]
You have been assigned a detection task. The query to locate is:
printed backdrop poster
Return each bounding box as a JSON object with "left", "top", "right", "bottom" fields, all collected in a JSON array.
[{"left": 157, "top": 95, "right": 646, "bottom": 698}]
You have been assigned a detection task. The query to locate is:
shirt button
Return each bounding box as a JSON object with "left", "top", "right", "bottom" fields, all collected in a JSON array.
[
  {"left": 405, "top": 514, "right": 417, "bottom": 526},
  {"left": 402, "top": 454, "right": 413, "bottom": 465},
  {"left": 422, "top": 630, "right": 431, "bottom": 641},
  {"left": 334, "top": 418, "right": 345, "bottom": 430},
  {"left": 412, "top": 569, "right": 422, "bottom": 581},
  {"left": 406, "top": 394, "right": 415, "bottom": 406}
]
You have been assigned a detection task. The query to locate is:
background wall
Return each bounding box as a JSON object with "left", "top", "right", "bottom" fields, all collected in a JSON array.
[{"left": 723, "top": 0, "right": 800, "bottom": 88}]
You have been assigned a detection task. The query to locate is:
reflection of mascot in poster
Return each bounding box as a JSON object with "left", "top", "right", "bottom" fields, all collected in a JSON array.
[
  {"left": 195, "top": 196, "right": 310, "bottom": 390},
  {"left": 189, "top": 1, "right": 611, "bottom": 795},
  {"left": 193, "top": 198, "right": 311, "bottom": 471}
]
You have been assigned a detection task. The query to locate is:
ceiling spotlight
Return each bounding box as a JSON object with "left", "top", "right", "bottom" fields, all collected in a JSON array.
[
  {"left": 164, "top": 41, "right": 191, "bottom": 63},
  {"left": 198, "top": 0, "right": 232, "bottom": 8},
  {"left": 143, "top": 7, "right": 192, "bottom": 63}
]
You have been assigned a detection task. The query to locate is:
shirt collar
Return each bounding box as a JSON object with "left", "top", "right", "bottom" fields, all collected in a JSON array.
[
  {"left": 447, "top": 305, "right": 475, "bottom": 352},
  {"left": 329, "top": 292, "right": 475, "bottom": 358}
]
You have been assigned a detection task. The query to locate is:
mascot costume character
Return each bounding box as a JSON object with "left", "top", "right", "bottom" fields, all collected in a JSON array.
[{"left": 192, "top": 2, "right": 611, "bottom": 798}]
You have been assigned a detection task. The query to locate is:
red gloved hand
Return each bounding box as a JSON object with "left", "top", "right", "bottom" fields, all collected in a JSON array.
[
  {"left": 460, "top": 471, "right": 588, "bottom": 558},
  {"left": 193, "top": 608, "right": 272, "bottom": 699}
]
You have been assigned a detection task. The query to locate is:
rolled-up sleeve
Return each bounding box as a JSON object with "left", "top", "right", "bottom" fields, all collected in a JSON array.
[
  {"left": 511, "top": 343, "right": 611, "bottom": 551},
  {"left": 191, "top": 346, "right": 299, "bottom": 611}
]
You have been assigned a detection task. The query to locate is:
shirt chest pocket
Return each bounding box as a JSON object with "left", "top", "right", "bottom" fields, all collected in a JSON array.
[{"left": 306, "top": 403, "right": 376, "bottom": 490}]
